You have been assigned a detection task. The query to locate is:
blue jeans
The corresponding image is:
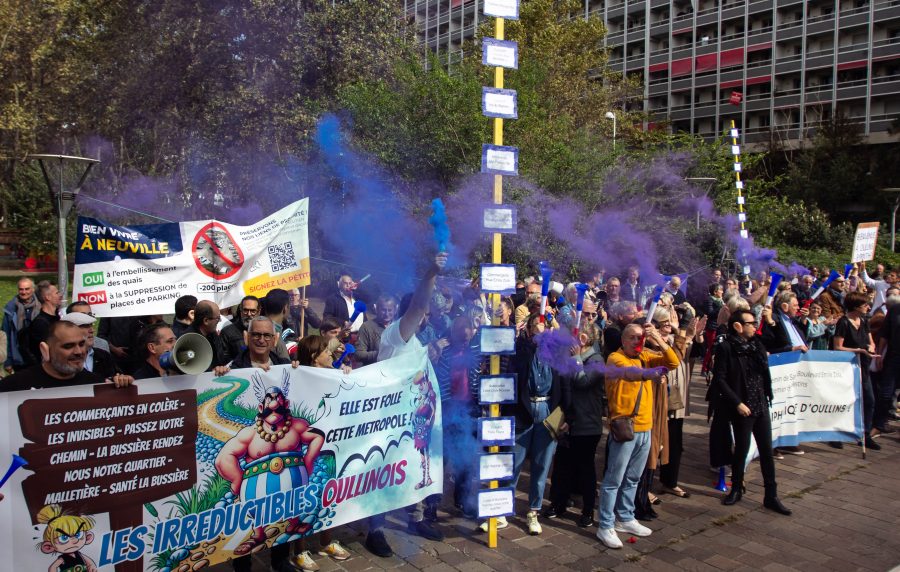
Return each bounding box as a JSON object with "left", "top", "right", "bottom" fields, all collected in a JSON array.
[
  {"left": 598, "top": 430, "right": 651, "bottom": 529},
  {"left": 512, "top": 421, "right": 558, "bottom": 511}
]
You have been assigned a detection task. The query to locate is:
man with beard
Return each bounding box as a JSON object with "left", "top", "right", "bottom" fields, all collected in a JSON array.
[
  {"left": 2, "top": 277, "right": 39, "bottom": 373},
  {"left": 0, "top": 320, "right": 133, "bottom": 391},
  {"left": 215, "top": 369, "right": 324, "bottom": 572},
  {"left": 64, "top": 302, "right": 116, "bottom": 380},
  {"left": 232, "top": 295, "right": 259, "bottom": 332}
]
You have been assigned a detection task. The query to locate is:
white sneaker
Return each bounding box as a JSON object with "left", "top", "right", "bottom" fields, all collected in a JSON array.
[
  {"left": 318, "top": 541, "right": 350, "bottom": 561},
  {"left": 526, "top": 511, "right": 542, "bottom": 535},
  {"left": 293, "top": 551, "right": 320, "bottom": 572},
  {"left": 615, "top": 519, "right": 652, "bottom": 537},
  {"left": 596, "top": 527, "right": 623, "bottom": 549},
  {"left": 477, "top": 516, "right": 508, "bottom": 532}
]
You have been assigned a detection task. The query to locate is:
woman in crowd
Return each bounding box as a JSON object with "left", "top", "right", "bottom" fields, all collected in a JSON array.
[
  {"left": 832, "top": 291, "right": 880, "bottom": 451},
  {"left": 508, "top": 313, "right": 569, "bottom": 535},
  {"left": 290, "top": 336, "right": 352, "bottom": 571},
  {"left": 660, "top": 312, "right": 705, "bottom": 499},
  {"left": 806, "top": 301, "right": 833, "bottom": 350},
  {"left": 546, "top": 322, "right": 605, "bottom": 527}
]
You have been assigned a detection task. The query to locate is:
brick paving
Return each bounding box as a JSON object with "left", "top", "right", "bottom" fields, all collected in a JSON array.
[{"left": 212, "top": 372, "right": 900, "bottom": 572}]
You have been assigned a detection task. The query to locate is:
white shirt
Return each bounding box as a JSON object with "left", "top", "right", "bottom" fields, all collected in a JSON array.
[
  {"left": 343, "top": 294, "right": 364, "bottom": 332},
  {"left": 377, "top": 320, "right": 425, "bottom": 362},
  {"left": 861, "top": 270, "right": 890, "bottom": 315}
]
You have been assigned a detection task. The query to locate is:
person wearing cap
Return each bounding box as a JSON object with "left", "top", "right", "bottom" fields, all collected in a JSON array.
[
  {"left": 0, "top": 320, "right": 133, "bottom": 392},
  {"left": 64, "top": 302, "right": 116, "bottom": 380}
]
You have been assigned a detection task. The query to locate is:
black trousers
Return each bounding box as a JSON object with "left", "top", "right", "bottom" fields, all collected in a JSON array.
[
  {"left": 633, "top": 467, "right": 655, "bottom": 517},
  {"left": 659, "top": 417, "right": 684, "bottom": 488},
  {"left": 730, "top": 411, "right": 776, "bottom": 492},
  {"left": 549, "top": 434, "right": 602, "bottom": 516}
]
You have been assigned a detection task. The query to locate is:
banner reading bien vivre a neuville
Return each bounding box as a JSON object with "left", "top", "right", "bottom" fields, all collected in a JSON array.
[{"left": 73, "top": 198, "right": 310, "bottom": 317}]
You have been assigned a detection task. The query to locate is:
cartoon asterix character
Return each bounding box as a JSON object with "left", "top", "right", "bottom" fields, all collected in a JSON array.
[
  {"left": 215, "top": 370, "right": 325, "bottom": 555},
  {"left": 411, "top": 370, "right": 437, "bottom": 489},
  {"left": 37, "top": 504, "right": 98, "bottom": 572}
]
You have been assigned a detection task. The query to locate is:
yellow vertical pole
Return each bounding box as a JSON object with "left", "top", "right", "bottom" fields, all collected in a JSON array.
[{"left": 487, "top": 16, "right": 505, "bottom": 550}]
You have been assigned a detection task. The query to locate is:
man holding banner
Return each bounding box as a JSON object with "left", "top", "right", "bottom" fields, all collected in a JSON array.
[{"left": 711, "top": 310, "right": 791, "bottom": 516}]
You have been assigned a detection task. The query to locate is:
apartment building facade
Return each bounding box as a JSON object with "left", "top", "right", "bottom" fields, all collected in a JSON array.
[{"left": 405, "top": 0, "right": 900, "bottom": 144}]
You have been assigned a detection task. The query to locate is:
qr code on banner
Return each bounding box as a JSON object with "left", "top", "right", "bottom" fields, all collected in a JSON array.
[{"left": 268, "top": 242, "right": 298, "bottom": 273}]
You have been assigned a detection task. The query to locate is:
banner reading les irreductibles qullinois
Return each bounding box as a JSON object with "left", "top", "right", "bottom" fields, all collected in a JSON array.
[
  {"left": 0, "top": 351, "right": 442, "bottom": 570},
  {"left": 72, "top": 199, "right": 310, "bottom": 317}
]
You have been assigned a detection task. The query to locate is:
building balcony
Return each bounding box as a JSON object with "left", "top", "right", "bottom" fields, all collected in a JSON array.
[
  {"left": 871, "top": 73, "right": 900, "bottom": 95},
  {"left": 749, "top": 0, "right": 775, "bottom": 14}
]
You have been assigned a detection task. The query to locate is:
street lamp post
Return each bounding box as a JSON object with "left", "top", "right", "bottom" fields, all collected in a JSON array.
[
  {"left": 881, "top": 188, "right": 900, "bottom": 252},
  {"left": 605, "top": 111, "right": 616, "bottom": 149},
  {"left": 685, "top": 177, "right": 718, "bottom": 231},
  {"left": 27, "top": 154, "right": 100, "bottom": 305}
]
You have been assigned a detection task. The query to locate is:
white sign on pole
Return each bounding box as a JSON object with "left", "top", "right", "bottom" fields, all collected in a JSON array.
[
  {"left": 483, "top": 206, "right": 517, "bottom": 233},
  {"left": 479, "top": 417, "right": 515, "bottom": 445},
  {"left": 479, "top": 453, "right": 515, "bottom": 481},
  {"left": 477, "top": 487, "right": 516, "bottom": 518},
  {"left": 482, "top": 38, "right": 519, "bottom": 69},
  {"left": 483, "top": 0, "right": 519, "bottom": 19},
  {"left": 479, "top": 326, "right": 517, "bottom": 354},
  {"left": 480, "top": 264, "right": 517, "bottom": 294},
  {"left": 851, "top": 222, "right": 879, "bottom": 263},
  {"left": 479, "top": 375, "right": 517, "bottom": 404}
]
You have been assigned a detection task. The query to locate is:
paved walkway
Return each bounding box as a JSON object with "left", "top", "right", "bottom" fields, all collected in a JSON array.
[{"left": 216, "top": 371, "right": 900, "bottom": 572}]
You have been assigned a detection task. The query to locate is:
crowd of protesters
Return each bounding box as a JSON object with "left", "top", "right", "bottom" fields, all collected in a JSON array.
[{"left": 1, "top": 256, "right": 898, "bottom": 568}]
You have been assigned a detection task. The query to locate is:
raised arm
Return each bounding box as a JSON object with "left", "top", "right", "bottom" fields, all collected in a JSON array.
[{"left": 398, "top": 253, "right": 447, "bottom": 343}]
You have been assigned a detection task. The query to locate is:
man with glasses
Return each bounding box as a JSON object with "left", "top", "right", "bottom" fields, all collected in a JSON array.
[
  {"left": 230, "top": 295, "right": 260, "bottom": 334},
  {"left": 710, "top": 309, "right": 791, "bottom": 516},
  {"left": 214, "top": 317, "right": 298, "bottom": 375}
]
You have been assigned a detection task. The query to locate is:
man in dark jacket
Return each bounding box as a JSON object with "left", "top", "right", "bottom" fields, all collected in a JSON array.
[
  {"left": 65, "top": 302, "right": 116, "bottom": 379},
  {"left": 761, "top": 291, "right": 809, "bottom": 354},
  {"left": 323, "top": 273, "right": 367, "bottom": 333},
  {"left": 187, "top": 301, "right": 234, "bottom": 369},
  {"left": 2, "top": 277, "right": 39, "bottom": 372},
  {"left": 211, "top": 315, "right": 296, "bottom": 572},
  {"left": 214, "top": 317, "right": 295, "bottom": 376},
  {"left": 710, "top": 309, "right": 791, "bottom": 516}
]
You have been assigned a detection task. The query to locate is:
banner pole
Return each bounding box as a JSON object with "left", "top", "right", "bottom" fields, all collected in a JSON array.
[
  {"left": 300, "top": 286, "right": 307, "bottom": 337},
  {"left": 487, "top": 15, "right": 505, "bottom": 551}
]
